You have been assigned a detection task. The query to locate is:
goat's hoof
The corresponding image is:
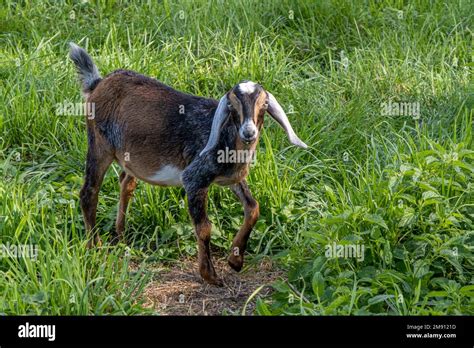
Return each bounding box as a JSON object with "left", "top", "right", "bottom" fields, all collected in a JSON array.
[
  {"left": 228, "top": 255, "right": 243, "bottom": 272},
  {"left": 86, "top": 236, "right": 102, "bottom": 249},
  {"left": 110, "top": 235, "right": 124, "bottom": 246},
  {"left": 203, "top": 276, "right": 223, "bottom": 287},
  {"left": 201, "top": 269, "right": 223, "bottom": 286}
]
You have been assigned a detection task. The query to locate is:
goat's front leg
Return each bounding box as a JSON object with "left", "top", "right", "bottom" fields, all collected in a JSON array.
[
  {"left": 184, "top": 181, "right": 222, "bottom": 286},
  {"left": 228, "top": 180, "right": 259, "bottom": 271}
]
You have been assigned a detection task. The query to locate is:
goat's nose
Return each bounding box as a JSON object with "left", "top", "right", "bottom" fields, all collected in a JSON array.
[
  {"left": 242, "top": 128, "right": 256, "bottom": 139},
  {"left": 240, "top": 121, "right": 258, "bottom": 143}
]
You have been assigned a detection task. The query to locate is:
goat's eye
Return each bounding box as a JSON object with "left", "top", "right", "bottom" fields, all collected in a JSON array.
[
  {"left": 227, "top": 103, "right": 233, "bottom": 110},
  {"left": 263, "top": 102, "right": 269, "bottom": 108}
]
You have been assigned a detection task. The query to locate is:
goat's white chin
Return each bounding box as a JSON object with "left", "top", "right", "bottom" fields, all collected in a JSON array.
[{"left": 240, "top": 137, "right": 257, "bottom": 145}]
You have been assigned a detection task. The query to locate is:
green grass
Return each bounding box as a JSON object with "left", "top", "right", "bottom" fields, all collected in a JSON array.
[{"left": 0, "top": 0, "right": 472, "bottom": 315}]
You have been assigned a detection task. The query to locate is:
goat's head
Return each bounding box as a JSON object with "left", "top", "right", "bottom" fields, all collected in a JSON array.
[{"left": 200, "top": 81, "right": 308, "bottom": 156}]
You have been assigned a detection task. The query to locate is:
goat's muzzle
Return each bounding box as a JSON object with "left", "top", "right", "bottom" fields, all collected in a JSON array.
[{"left": 239, "top": 121, "right": 258, "bottom": 144}]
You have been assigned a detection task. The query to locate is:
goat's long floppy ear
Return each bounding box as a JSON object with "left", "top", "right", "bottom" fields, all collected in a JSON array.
[
  {"left": 200, "top": 94, "right": 230, "bottom": 156},
  {"left": 267, "top": 92, "right": 308, "bottom": 149}
]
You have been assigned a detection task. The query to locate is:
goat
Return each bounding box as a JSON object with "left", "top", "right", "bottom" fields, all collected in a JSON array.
[{"left": 69, "top": 43, "right": 308, "bottom": 285}]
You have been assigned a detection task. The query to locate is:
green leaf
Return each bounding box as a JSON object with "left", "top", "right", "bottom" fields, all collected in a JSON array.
[
  {"left": 422, "top": 190, "right": 441, "bottom": 200},
  {"left": 368, "top": 294, "right": 394, "bottom": 305},
  {"left": 321, "top": 213, "right": 347, "bottom": 225},
  {"left": 427, "top": 291, "right": 448, "bottom": 297},
  {"left": 324, "top": 185, "right": 337, "bottom": 204},
  {"left": 312, "top": 271, "right": 325, "bottom": 297},
  {"left": 326, "top": 295, "right": 349, "bottom": 312},
  {"left": 460, "top": 285, "right": 474, "bottom": 296},
  {"left": 454, "top": 161, "right": 474, "bottom": 173},
  {"left": 255, "top": 298, "right": 272, "bottom": 315},
  {"left": 22, "top": 291, "right": 47, "bottom": 305},
  {"left": 413, "top": 260, "right": 430, "bottom": 279},
  {"left": 388, "top": 176, "right": 399, "bottom": 192},
  {"left": 383, "top": 240, "right": 393, "bottom": 264},
  {"left": 271, "top": 280, "right": 290, "bottom": 293},
  {"left": 425, "top": 156, "right": 439, "bottom": 165},
  {"left": 312, "top": 256, "right": 326, "bottom": 273},
  {"left": 364, "top": 213, "right": 388, "bottom": 229},
  {"left": 399, "top": 207, "right": 416, "bottom": 228},
  {"left": 400, "top": 164, "right": 413, "bottom": 174}
]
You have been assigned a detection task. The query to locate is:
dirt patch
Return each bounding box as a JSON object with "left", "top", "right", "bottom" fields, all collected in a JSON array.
[{"left": 137, "top": 256, "right": 283, "bottom": 315}]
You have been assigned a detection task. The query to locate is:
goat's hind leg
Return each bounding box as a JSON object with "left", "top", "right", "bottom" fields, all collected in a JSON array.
[
  {"left": 114, "top": 171, "right": 137, "bottom": 244},
  {"left": 80, "top": 135, "right": 114, "bottom": 248},
  {"left": 228, "top": 180, "right": 259, "bottom": 272}
]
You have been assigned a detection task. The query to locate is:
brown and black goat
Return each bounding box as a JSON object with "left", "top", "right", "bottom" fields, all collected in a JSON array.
[{"left": 69, "top": 43, "right": 307, "bottom": 285}]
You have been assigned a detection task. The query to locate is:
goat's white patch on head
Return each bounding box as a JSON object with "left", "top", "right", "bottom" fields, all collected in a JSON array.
[
  {"left": 237, "top": 81, "right": 257, "bottom": 94},
  {"left": 148, "top": 165, "right": 183, "bottom": 186}
]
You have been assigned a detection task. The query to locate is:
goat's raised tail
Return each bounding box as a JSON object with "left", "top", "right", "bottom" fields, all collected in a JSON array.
[{"left": 69, "top": 42, "right": 101, "bottom": 96}]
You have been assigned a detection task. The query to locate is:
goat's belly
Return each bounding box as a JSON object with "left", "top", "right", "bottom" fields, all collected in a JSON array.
[
  {"left": 147, "top": 165, "right": 184, "bottom": 186},
  {"left": 123, "top": 164, "right": 184, "bottom": 187}
]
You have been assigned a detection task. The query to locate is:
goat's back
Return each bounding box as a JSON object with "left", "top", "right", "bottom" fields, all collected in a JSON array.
[{"left": 85, "top": 70, "right": 218, "bottom": 181}]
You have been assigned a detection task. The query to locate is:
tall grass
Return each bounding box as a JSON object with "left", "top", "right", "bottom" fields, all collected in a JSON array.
[{"left": 0, "top": 0, "right": 472, "bottom": 314}]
